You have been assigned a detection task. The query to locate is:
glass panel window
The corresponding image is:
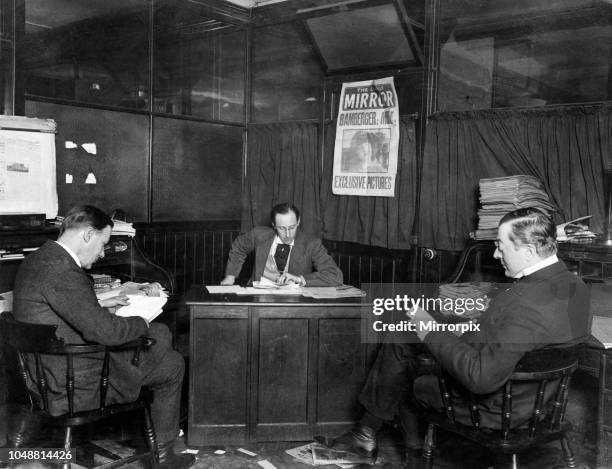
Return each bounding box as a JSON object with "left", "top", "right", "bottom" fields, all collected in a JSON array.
[
  {"left": 21, "top": 0, "right": 149, "bottom": 109},
  {"left": 153, "top": 1, "right": 246, "bottom": 122},
  {"left": 438, "top": 0, "right": 612, "bottom": 111},
  {"left": 251, "top": 22, "right": 323, "bottom": 122}
]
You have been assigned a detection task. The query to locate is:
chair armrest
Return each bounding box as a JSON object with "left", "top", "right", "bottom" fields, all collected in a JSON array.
[
  {"left": 66, "top": 336, "right": 156, "bottom": 367},
  {"left": 105, "top": 336, "right": 156, "bottom": 352}
]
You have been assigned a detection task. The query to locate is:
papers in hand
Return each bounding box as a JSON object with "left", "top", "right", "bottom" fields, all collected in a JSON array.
[
  {"left": 115, "top": 295, "right": 167, "bottom": 322},
  {"left": 96, "top": 282, "right": 168, "bottom": 322}
]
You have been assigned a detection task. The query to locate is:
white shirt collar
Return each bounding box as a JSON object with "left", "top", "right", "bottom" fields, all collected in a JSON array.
[
  {"left": 55, "top": 241, "right": 81, "bottom": 268},
  {"left": 273, "top": 235, "right": 294, "bottom": 247},
  {"left": 516, "top": 254, "right": 558, "bottom": 278}
]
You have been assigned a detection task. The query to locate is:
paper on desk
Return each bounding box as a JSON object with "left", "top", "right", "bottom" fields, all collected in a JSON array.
[
  {"left": 206, "top": 285, "right": 243, "bottom": 294},
  {"left": 237, "top": 287, "right": 303, "bottom": 295},
  {"left": 591, "top": 316, "right": 612, "bottom": 348},
  {"left": 301, "top": 286, "right": 366, "bottom": 299},
  {"left": 556, "top": 215, "right": 592, "bottom": 240},
  {"left": 0, "top": 290, "right": 13, "bottom": 313}
]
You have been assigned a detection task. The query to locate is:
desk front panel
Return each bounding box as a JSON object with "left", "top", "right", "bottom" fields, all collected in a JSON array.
[
  {"left": 189, "top": 306, "right": 249, "bottom": 444},
  {"left": 187, "top": 300, "right": 374, "bottom": 445}
]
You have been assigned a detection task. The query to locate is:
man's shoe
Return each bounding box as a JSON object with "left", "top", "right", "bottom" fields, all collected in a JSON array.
[
  {"left": 157, "top": 440, "right": 195, "bottom": 469},
  {"left": 330, "top": 424, "right": 377, "bottom": 461}
]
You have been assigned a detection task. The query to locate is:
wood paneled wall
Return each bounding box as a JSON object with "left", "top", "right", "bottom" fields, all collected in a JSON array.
[{"left": 134, "top": 223, "right": 439, "bottom": 294}]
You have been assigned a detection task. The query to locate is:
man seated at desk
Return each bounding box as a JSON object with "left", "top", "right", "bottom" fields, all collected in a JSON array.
[
  {"left": 13, "top": 205, "right": 194, "bottom": 469},
  {"left": 221, "top": 202, "right": 343, "bottom": 287},
  {"left": 325, "top": 207, "right": 590, "bottom": 461}
]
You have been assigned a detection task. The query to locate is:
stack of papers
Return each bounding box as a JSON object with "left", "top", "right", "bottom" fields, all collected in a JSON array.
[
  {"left": 556, "top": 215, "right": 596, "bottom": 242},
  {"left": 111, "top": 219, "right": 136, "bottom": 237},
  {"left": 473, "top": 175, "right": 556, "bottom": 240}
]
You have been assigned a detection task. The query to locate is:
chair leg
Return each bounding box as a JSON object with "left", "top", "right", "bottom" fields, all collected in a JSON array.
[
  {"left": 560, "top": 436, "right": 578, "bottom": 469},
  {"left": 422, "top": 423, "right": 436, "bottom": 469},
  {"left": 63, "top": 426, "right": 72, "bottom": 469},
  {"left": 143, "top": 406, "right": 160, "bottom": 469},
  {"left": 8, "top": 406, "right": 37, "bottom": 448}
]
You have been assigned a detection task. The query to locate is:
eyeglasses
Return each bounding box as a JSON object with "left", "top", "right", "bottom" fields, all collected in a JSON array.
[{"left": 275, "top": 224, "right": 298, "bottom": 233}]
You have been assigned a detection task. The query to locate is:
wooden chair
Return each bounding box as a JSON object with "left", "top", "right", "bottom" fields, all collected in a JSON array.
[
  {"left": 3, "top": 314, "right": 160, "bottom": 469},
  {"left": 419, "top": 346, "right": 581, "bottom": 469}
]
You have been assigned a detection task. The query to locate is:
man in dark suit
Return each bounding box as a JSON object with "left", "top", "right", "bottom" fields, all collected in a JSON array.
[
  {"left": 328, "top": 207, "right": 590, "bottom": 461},
  {"left": 13, "top": 205, "right": 194, "bottom": 469},
  {"left": 221, "top": 202, "right": 343, "bottom": 287}
]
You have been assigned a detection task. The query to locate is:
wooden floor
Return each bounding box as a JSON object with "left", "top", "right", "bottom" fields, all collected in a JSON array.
[
  {"left": 0, "top": 367, "right": 599, "bottom": 469},
  {"left": 0, "top": 416, "right": 597, "bottom": 469}
]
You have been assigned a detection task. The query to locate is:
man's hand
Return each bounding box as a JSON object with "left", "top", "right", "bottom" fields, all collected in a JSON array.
[
  {"left": 99, "top": 294, "right": 130, "bottom": 314},
  {"left": 278, "top": 272, "right": 305, "bottom": 286},
  {"left": 408, "top": 306, "right": 436, "bottom": 341},
  {"left": 221, "top": 275, "right": 235, "bottom": 285},
  {"left": 99, "top": 294, "right": 130, "bottom": 309}
]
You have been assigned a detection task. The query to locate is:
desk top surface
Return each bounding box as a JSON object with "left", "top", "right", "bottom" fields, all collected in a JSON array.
[{"left": 185, "top": 284, "right": 366, "bottom": 306}]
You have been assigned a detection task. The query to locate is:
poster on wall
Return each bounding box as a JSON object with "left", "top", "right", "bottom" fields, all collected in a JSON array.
[
  {"left": 332, "top": 76, "right": 399, "bottom": 197},
  {"left": 0, "top": 116, "right": 58, "bottom": 218}
]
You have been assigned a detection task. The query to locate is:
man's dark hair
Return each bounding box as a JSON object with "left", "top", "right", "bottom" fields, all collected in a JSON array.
[
  {"left": 499, "top": 207, "right": 557, "bottom": 256},
  {"left": 270, "top": 202, "right": 300, "bottom": 226},
  {"left": 60, "top": 205, "right": 114, "bottom": 235}
]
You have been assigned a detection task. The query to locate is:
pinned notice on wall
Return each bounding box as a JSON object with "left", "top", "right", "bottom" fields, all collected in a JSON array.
[
  {"left": 82, "top": 143, "right": 97, "bottom": 154},
  {"left": 85, "top": 172, "right": 97, "bottom": 184},
  {"left": 0, "top": 115, "right": 58, "bottom": 218},
  {"left": 65, "top": 141, "right": 77, "bottom": 149},
  {"left": 65, "top": 173, "right": 73, "bottom": 184}
]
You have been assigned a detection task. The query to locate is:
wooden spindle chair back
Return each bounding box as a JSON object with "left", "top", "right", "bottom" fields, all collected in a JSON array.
[
  {"left": 3, "top": 314, "right": 159, "bottom": 469},
  {"left": 421, "top": 345, "right": 582, "bottom": 469}
]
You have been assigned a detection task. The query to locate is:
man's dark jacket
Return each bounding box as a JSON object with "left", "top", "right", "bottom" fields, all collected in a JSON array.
[
  {"left": 13, "top": 241, "right": 148, "bottom": 415},
  {"left": 225, "top": 227, "right": 343, "bottom": 286},
  {"left": 422, "top": 261, "right": 590, "bottom": 427}
]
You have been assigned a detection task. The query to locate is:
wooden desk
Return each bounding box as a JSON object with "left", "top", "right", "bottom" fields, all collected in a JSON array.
[{"left": 185, "top": 285, "right": 375, "bottom": 445}]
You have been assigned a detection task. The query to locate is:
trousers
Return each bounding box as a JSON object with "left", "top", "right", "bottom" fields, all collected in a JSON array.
[
  {"left": 358, "top": 343, "right": 432, "bottom": 441},
  {"left": 128, "top": 323, "right": 184, "bottom": 444}
]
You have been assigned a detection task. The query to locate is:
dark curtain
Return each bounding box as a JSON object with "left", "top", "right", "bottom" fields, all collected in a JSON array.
[
  {"left": 320, "top": 116, "right": 418, "bottom": 249},
  {"left": 419, "top": 106, "right": 611, "bottom": 251},
  {"left": 242, "top": 122, "right": 322, "bottom": 235}
]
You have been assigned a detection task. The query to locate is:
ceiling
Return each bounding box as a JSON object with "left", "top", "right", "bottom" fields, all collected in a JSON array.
[
  {"left": 224, "top": 0, "right": 287, "bottom": 6},
  {"left": 24, "top": 0, "right": 289, "bottom": 32}
]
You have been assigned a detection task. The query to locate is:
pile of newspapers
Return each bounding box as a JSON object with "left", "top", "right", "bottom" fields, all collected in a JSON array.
[
  {"left": 111, "top": 219, "right": 136, "bottom": 237},
  {"left": 472, "top": 175, "right": 556, "bottom": 240}
]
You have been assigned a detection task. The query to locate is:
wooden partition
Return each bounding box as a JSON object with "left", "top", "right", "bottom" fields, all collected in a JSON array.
[
  {"left": 26, "top": 101, "right": 150, "bottom": 220},
  {"left": 137, "top": 223, "right": 419, "bottom": 295}
]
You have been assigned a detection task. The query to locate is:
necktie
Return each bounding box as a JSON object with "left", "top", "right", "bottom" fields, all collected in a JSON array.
[{"left": 274, "top": 244, "right": 291, "bottom": 272}]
